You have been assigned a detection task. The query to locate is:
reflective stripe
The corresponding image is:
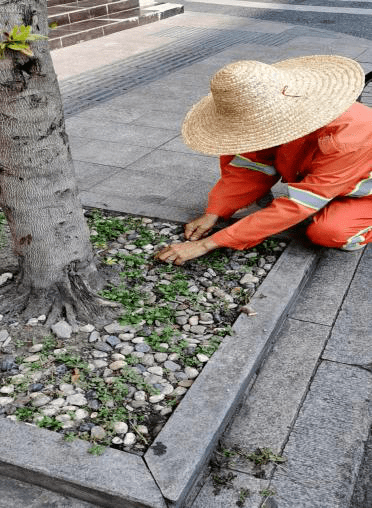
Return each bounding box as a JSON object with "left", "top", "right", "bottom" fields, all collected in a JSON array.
[
  {"left": 230, "top": 155, "right": 278, "bottom": 176},
  {"left": 341, "top": 225, "right": 372, "bottom": 251},
  {"left": 286, "top": 185, "right": 331, "bottom": 211},
  {"left": 346, "top": 171, "right": 372, "bottom": 197}
]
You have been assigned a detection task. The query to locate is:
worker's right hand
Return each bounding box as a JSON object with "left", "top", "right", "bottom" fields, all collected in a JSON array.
[{"left": 184, "top": 213, "right": 219, "bottom": 241}]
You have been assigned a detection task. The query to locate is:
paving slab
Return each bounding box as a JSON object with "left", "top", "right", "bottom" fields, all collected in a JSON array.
[
  {"left": 189, "top": 470, "right": 270, "bottom": 508},
  {"left": 0, "top": 419, "right": 166, "bottom": 508},
  {"left": 270, "top": 360, "right": 372, "bottom": 508},
  {"left": 0, "top": 474, "right": 98, "bottom": 508},
  {"left": 222, "top": 317, "right": 330, "bottom": 477},
  {"left": 289, "top": 247, "right": 363, "bottom": 326},
  {"left": 323, "top": 245, "right": 372, "bottom": 367},
  {"left": 144, "top": 240, "right": 318, "bottom": 507}
]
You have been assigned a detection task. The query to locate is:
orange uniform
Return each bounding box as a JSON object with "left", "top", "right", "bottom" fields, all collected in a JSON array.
[{"left": 206, "top": 102, "right": 372, "bottom": 251}]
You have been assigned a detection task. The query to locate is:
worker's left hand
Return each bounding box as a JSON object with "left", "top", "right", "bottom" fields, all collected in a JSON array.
[{"left": 154, "top": 237, "right": 219, "bottom": 265}]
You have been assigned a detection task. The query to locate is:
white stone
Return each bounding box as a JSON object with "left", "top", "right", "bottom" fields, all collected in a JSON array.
[
  {"left": 51, "top": 320, "right": 72, "bottom": 339},
  {"left": 37, "top": 315, "right": 46, "bottom": 322},
  {"left": 147, "top": 366, "right": 163, "bottom": 376},
  {"left": 79, "top": 324, "right": 95, "bottom": 333},
  {"left": 134, "top": 391, "right": 146, "bottom": 401},
  {"left": 161, "top": 384, "right": 174, "bottom": 395},
  {"left": 55, "top": 414, "right": 71, "bottom": 422},
  {"left": 0, "top": 272, "right": 13, "bottom": 286},
  {"left": 132, "top": 337, "right": 145, "bottom": 344},
  {"left": 91, "top": 426, "right": 106, "bottom": 440},
  {"left": 75, "top": 409, "right": 89, "bottom": 420},
  {"left": 59, "top": 384, "right": 75, "bottom": 395},
  {"left": 28, "top": 344, "right": 43, "bottom": 353},
  {"left": 66, "top": 394, "right": 87, "bottom": 406},
  {"left": 11, "top": 374, "right": 25, "bottom": 384},
  {"left": 123, "top": 432, "right": 136, "bottom": 446},
  {"left": 189, "top": 316, "right": 199, "bottom": 326},
  {"left": 173, "top": 387, "right": 187, "bottom": 396},
  {"left": 50, "top": 398, "right": 65, "bottom": 407},
  {"left": 40, "top": 407, "right": 59, "bottom": 417},
  {"left": 26, "top": 318, "right": 39, "bottom": 326},
  {"left": 149, "top": 394, "right": 165, "bottom": 404},
  {"left": 54, "top": 348, "right": 67, "bottom": 355},
  {"left": 111, "top": 353, "right": 125, "bottom": 361},
  {"left": 24, "top": 354, "right": 40, "bottom": 363},
  {"left": 240, "top": 273, "right": 259, "bottom": 285},
  {"left": 112, "top": 437, "right": 123, "bottom": 445},
  {"left": 137, "top": 425, "right": 148, "bottom": 435},
  {"left": 109, "top": 360, "right": 126, "bottom": 371},
  {"left": 185, "top": 367, "right": 199, "bottom": 379},
  {"left": 0, "top": 385, "right": 14, "bottom": 394},
  {"left": 93, "top": 360, "right": 108, "bottom": 369},
  {"left": 118, "top": 333, "right": 135, "bottom": 341},
  {"left": 31, "top": 394, "right": 51, "bottom": 407},
  {"left": 154, "top": 353, "right": 168, "bottom": 362},
  {"left": 0, "top": 330, "right": 9, "bottom": 342},
  {"left": 197, "top": 354, "right": 209, "bottom": 363},
  {"left": 0, "top": 397, "right": 14, "bottom": 406},
  {"left": 113, "top": 421, "right": 128, "bottom": 434},
  {"left": 105, "top": 322, "right": 129, "bottom": 334},
  {"left": 92, "top": 350, "right": 107, "bottom": 358}
]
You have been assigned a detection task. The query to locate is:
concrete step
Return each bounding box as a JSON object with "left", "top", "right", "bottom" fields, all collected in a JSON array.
[{"left": 48, "top": 0, "right": 184, "bottom": 51}]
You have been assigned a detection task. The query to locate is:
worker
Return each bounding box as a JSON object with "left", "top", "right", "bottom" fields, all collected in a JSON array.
[{"left": 155, "top": 55, "right": 372, "bottom": 266}]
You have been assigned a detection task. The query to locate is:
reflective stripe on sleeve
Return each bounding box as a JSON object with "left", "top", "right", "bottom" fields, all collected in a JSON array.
[
  {"left": 286, "top": 185, "right": 331, "bottom": 211},
  {"left": 341, "top": 225, "right": 372, "bottom": 251},
  {"left": 346, "top": 171, "right": 372, "bottom": 198},
  {"left": 229, "top": 155, "right": 278, "bottom": 176}
]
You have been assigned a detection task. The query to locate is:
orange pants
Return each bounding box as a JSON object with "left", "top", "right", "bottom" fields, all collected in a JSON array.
[{"left": 306, "top": 196, "right": 372, "bottom": 250}]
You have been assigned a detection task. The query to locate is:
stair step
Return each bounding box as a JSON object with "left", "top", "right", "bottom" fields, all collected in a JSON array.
[
  {"left": 48, "top": 0, "right": 138, "bottom": 27},
  {"left": 48, "top": 3, "right": 183, "bottom": 50}
]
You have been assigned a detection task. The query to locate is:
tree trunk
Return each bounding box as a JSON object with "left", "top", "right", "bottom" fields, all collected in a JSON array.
[{"left": 0, "top": 0, "right": 120, "bottom": 329}]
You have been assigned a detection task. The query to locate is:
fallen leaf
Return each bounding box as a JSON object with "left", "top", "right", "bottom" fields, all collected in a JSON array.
[{"left": 71, "top": 368, "right": 80, "bottom": 383}]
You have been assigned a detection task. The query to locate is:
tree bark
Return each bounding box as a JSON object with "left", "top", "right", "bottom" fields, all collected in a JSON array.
[{"left": 0, "top": 0, "right": 120, "bottom": 329}]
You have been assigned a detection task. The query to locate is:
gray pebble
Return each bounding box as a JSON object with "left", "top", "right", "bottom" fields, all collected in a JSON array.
[
  {"left": 135, "top": 343, "right": 151, "bottom": 353},
  {"left": 94, "top": 342, "right": 113, "bottom": 353},
  {"left": 89, "top": 331, "right": 100, "bottom": 343},
  {"left": 106, "top": 335, "right": 121, "bottom": 347},
  {"left": 164, "top": 360, "right": 181, "bottom": 372}
]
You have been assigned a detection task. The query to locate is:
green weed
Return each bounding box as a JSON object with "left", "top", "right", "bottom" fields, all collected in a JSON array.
[{"left": 37, "top": 416, "right": 64, "bottom": 431}]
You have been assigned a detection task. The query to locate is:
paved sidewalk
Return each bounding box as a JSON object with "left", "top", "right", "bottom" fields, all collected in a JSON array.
[{"left": 1, "top": 8, "right": 372, "bottom": 508}]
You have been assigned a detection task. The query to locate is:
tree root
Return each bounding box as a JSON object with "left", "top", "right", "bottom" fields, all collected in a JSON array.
[{"left": 0, "top": 268, "right": 123, "bottom": 332}]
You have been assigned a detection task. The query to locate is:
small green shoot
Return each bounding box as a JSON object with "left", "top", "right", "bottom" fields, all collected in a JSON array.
[
  {"left": 37, "top": 416, "right": 63, "bottom": 431},
  {"left": 88, "top": 444, "right": 106, "bottom": 456},
  {"left": 0, "top": 25, "right": 47, "bottom": 59}
]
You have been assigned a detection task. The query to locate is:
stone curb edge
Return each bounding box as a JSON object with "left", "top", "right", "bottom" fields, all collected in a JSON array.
[{"left": 0, "top": 240, "right": 319, "bottom": 508}]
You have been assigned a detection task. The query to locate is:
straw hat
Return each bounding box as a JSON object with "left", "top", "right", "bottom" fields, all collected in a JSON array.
[{"left": 181, "top": 55, "right": 365, "bottom": 155}]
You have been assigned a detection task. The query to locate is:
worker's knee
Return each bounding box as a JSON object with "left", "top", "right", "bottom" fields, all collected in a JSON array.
[{"left": 306, "top": 219, "right": 347, "bottom": 248}]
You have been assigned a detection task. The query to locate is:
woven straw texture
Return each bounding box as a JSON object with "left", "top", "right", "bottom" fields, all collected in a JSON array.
[{"left": 181, "top": 55, "right": 365, "bottom": 155}]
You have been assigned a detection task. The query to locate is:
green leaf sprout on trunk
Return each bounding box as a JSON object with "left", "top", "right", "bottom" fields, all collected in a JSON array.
[{"left": 0, "top": 25, "right": 48, "bottom": 59}]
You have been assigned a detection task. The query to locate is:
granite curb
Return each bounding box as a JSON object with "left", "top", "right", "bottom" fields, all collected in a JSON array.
[{"left": 0, "top": 240, "right": 319, "bottom": 507}]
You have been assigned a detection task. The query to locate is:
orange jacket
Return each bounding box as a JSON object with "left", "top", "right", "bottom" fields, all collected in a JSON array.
[{"left": 207, "top": 102, "right": 372, "bottom": 250}]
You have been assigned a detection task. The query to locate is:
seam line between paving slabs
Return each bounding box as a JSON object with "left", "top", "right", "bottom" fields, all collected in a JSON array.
[{"left": 264, "top": 247, "right": 369, "bottom": 484}]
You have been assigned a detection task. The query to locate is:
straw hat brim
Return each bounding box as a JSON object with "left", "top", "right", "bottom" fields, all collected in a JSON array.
[{"left": 181, "top": 55, "right": 366, "bottom": 156}]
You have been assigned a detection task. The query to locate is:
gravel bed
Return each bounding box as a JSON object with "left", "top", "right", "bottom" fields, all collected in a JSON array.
[{"left": 0, "top": 209, "right": 287, "bottom": 456}]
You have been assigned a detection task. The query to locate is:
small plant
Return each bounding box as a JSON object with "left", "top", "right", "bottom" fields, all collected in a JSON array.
[
  {"left": 237, "top": 488, "right": 250, "bottom": 507},
  {"left": 260, "top": 488, "right": 276, "bottom": 497},
  {"left": 222, "top": 448, "right": 237, "bottom": 458},
  {"left": 88, "top": 444, "right": 106, "bottom": 456},
  {"left": 37, "top": 416, "right": 64, "bottom": 431},
  {"left": 0, "top": 25, "right": 47, "bottom": 59},
  {"left": 64, "top": 432, "right": 77, "bottom": 442},
  {"left": 55, "top": 353, "right": 89, "bottom": 371},
  {"left": 15, "top": 406, "right": 38, "bottom": 421},
  {"left": 247, "top": 448, "right": 286, "bottom": 466}
]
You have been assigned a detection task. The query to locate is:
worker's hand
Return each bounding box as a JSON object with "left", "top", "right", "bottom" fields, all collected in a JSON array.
[
  {"left": 154, "top": 237, "right": 219, "bottom": 265},
  {"left": 184, "top": 213, "right": 219, "bottom": 241}
]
